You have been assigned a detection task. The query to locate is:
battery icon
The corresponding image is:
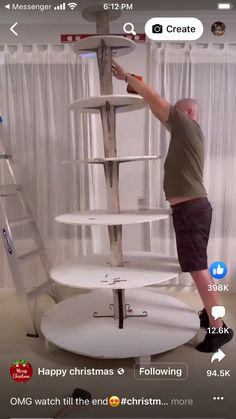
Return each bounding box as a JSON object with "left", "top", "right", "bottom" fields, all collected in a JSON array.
[{"left": 217, "top": 2, "right": 233, "bottom": 9}]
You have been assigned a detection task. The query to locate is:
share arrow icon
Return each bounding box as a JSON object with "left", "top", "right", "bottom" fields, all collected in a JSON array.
[{"left": 211, "top": 349, "right": 226, "bottom": 363}]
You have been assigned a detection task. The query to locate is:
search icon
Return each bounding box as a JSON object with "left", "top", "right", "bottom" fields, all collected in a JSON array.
[{"left": 123, "top": 22, "right": 136, "bottom": 36}]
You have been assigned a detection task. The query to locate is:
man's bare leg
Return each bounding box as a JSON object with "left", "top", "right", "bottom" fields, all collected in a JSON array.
[{"left": 191, "top": 269, "right": 223, "bottom": 328}]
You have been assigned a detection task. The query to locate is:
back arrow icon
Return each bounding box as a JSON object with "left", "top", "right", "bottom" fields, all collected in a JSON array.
[{"left": 10, "top": 22, "right": 18, "bottom": 36}]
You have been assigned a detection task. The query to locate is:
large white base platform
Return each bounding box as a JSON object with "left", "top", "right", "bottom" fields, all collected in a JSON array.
[
  {"left": 50, "top": 252, "right": 180, "bottom": 289},
  {"left": 41, "top": 289, "right": 199, "bottom": 358}
]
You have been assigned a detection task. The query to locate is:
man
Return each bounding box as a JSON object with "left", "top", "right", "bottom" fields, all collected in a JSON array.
[{"left": 112, "top": 60, "right": 233, "bottom": 352}]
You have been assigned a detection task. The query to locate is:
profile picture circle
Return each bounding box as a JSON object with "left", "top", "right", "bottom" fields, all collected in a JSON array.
[
  {"left": 211, "top": 21, "right": 225, "bottom": 36},
  {"left": 10, "top": 360, "right": 33, "bottom": 383}
]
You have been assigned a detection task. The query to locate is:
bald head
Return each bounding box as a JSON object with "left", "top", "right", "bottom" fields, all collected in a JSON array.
[{"left": 175, "top": 98, "right": 199, "bottom": 122}]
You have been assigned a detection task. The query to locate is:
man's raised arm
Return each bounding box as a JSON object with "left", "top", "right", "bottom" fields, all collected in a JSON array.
[{"left": 112, "top": 60, "right": 171, "bottom": 125}]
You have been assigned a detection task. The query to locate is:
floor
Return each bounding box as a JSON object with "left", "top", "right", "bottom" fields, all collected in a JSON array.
[{"left": 0, "top": 287, "right": 235, "bottom": 419}]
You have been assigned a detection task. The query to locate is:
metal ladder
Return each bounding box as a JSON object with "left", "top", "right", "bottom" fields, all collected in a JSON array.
[{"left": 0, "top": 128, "right": 61, "bottom": 337}]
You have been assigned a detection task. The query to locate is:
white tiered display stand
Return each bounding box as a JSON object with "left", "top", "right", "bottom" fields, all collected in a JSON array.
[{"left": 41, "top": 6, "right": 199, "bottom": 360}]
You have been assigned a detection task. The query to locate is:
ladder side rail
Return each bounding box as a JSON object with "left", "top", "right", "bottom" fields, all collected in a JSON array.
[
  {"left": 0, "top": 198, "right": 39, "bottom": 336},
  {"left": 5, "top": 156, "right": 63, "bottom": 303},
  {"left": 5, "top": 157, "right": 52, "bottom": 276},
  {"left": 16, "top": 187, "right": 63, "bottom": 302}
]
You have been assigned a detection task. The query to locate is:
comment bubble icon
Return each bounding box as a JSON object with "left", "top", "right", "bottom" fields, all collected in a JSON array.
[{"left": 211, "top": 305, "right": 226, "bottom": 320}]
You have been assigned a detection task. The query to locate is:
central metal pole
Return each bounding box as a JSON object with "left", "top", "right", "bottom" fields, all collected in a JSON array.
[{"left": 96, "top": 11, "right": 123, "bottom": 268}]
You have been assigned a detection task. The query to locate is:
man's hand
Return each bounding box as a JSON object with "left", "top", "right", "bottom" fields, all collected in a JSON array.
[
  {"left": 112, "top": 60, "right": 127, "bottom": 81},
  {"left": 112, "top": 60, "right": 171, "bottom": 125}
]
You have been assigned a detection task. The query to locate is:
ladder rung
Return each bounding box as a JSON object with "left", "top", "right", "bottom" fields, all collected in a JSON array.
[
  {"left": 0, "top": 184, "right": 21, "bottom": 196},
  {"left": 9, "top": 217, "right": 34, "bottom": 228},
  {"left": 27, "top": 280, "right": 55, "bottom": 299},
  {"left": 0, "top": 152, "right": 12, "bottom": 159},
  {"left": 18, "top": 248, "right": 44, "bottom": 262}
]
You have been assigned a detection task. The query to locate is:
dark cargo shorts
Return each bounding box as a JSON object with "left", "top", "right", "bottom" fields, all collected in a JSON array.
[{"left": 171, "top": 197, "right": 213, "bottom": 272}]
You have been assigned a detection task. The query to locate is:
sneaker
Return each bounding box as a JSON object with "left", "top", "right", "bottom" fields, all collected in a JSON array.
[
  {"left": 196, "top": 324, "right": 234, "bottom": 352},
  {"left": 198, "top": 308, "right": 209, "bottom": 329}
]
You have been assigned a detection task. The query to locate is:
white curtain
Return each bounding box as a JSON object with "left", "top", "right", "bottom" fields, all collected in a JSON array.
[
  {"left": 0, "top": 44, "right": 99, "bottom": 288},
  {"left": 147, "top": 42, "right": 236, "bottom": 288},
  {"left": 1, "top": 42, "right": 235, "bottom": 291}
]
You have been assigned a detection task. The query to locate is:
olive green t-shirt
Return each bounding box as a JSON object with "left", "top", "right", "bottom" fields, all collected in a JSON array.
[{"left": 163, "top": 106, "right": 207, "bottom": 200}]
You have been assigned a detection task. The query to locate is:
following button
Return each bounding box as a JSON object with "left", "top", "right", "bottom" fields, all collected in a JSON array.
[{"left": 145, "top": 17, "right": 204, "bottom": 41}]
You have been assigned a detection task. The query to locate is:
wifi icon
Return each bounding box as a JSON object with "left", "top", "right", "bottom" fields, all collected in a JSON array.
[{"left": 68, "top": 2, "right": 77, "bottom": 9}]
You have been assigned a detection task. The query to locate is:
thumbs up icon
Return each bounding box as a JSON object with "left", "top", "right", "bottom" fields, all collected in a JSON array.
[
  {"left": 213, "top": 264, "right": 224, "bottom": 275},
  {"left": 210, "top": 261, "right": 227, "bottom": 279}
]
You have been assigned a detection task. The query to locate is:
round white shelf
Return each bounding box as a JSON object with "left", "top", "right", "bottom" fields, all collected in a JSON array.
[
  {"left": 55, "top": 209, "right": 170, "bottom": 225},
  {"left": 50, "top": 252, "right": 180, "bottom": 289},
  {"left": 74, "top": 35, "right": 135, "bottom": 57},
  {"left": 70, "top": 95, "right": 145, "bottom": 113},
  {"left": 81, "top": 5, "right": 122, "bottom": 22},
  {"left": 64, "top": 156, "right": 161, "bottom": 165},
  {"left": 41, "top": 289, "right": 199, "bottom": 358},
  {"left": 83, "top": 156, "right": 161, "bottom": 163}
]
